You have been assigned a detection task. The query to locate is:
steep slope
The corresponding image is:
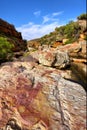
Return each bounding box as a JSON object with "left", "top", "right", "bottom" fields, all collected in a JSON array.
[{"left": 27, "top": 14, "right": 87, "bottom": 49}]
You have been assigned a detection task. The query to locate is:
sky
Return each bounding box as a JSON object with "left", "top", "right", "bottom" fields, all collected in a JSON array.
[{"left": 0, "top": 0, "right": 86, "bottom": 40}]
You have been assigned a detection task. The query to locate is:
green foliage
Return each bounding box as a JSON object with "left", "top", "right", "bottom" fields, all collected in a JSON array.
[
  {"left": 64, "top": 38, "right": 76, "bottom": 45},
  {"left": 84, "top": 35, "right": 87, "bottom": 40},
  {"left": 54, "top": 21, "right": 81, "bottom": 44},
  {"left": 77, "top": 13, "right": 87, "bottom": 20},
  {"left": 55, "top": 25, "right": 65, "bottom": 36},
  {"left": 0, "top": 37, "right": 14, "bottom": 62},
  {"left": 55, "top": 21, "right": 81, "bottom": 41},
  {"left": 64, "top": 21, "right": 81, "bottom": 39},
  {"left": 39, "top": 13, "right": 85, "bottom": 46}
]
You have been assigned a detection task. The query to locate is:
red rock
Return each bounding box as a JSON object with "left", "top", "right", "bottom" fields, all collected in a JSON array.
[
  {"left": 57, "top": 40, "right": 86, "bottom": 59},
  {"left": 0, "top": 61, "right": 86, "bottom": 129},
  {"left": 39, "top": 50, "right": 55, "bottom": 66}
]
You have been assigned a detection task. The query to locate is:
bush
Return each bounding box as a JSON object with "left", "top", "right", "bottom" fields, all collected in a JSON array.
[
  {"left": 64, "top": 21, "right": 81, "bottom": 39},
  {"left": 77, "top": 13, "right": 87, "bottom": 20},
  {"left": 84, "top": 35, "right": 87, "bottom": 40},
  {"left": 64, "top": 38, "right": 76, "bottom": 45},
  {"left": 0, "top": 37, "right": 14, "bottom": 63}
]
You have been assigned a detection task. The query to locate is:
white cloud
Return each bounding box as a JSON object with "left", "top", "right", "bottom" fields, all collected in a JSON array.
[
  {"left": 42, "top": 15, "right": 50, "bottom": 24},
  {"left": 17, "top": 22, "right": 62, "bottom": 40},
  {"left": 52, "top": 11, "right": 63, "bottom": 16},
  {"left": 42, "top": 11, "right": 63, "bottom": 24},
  {"left": 33, "top": 11, "right": 41, "bottom": 17},
  {"left": 16, "top": 11, "right": 64, "bottom": 40}
]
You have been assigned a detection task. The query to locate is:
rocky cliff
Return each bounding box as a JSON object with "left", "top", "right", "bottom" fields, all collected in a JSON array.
[{"left": 0, "top": 18, "right": 27, "bottom": 52}]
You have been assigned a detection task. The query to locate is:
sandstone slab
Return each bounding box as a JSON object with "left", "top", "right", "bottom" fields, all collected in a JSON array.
[{"left": 0, "top": 61, "right": 86, "bottom": 130}]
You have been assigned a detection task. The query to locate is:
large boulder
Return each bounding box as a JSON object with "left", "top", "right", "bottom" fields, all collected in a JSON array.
[
  {"left": 0, "top": 61, "right": 86, "bottom": 130},
  {"left": 53, "top": 50, "right": 70, "bottom": 69},
  {"left": 39, "top": 49, "right": 55, "bottom": 67},
  {"left": 38, "top": 49, "right": 70, "bottom": 69}
]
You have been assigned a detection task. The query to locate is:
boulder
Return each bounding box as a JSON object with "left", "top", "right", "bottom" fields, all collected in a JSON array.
[
  {"left": 0, "top": 61, "right": 86, "bottom": 130},
  {"left": 38, "top": 49, "right": 70, "bottom": 69},
  {"left": 57, "top": 41, "right": 86, "bottom": 59},
  {"left": 39, "top": 50, "right": 55, "bottom": 66},
  {"left": 53, "top": 50, "right": 70, "bottom": 69}
]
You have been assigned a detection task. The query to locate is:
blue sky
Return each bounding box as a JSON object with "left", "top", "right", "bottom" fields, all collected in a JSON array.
[{"left": 0, "top": 0, "right": 86, "bottom": 40}]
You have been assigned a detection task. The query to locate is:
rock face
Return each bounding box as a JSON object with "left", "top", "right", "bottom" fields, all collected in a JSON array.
[
  {"left": 0, "top": 18, "right": 21, "bottom": 39},
  {"left": 0, "top": 18, "right": 27, "bottom": 52},
  {"left": 27, "top": 39, "right": 41, "bottom": 49},
  {"left": 0, "top": 61, "right": 86, "bottom": 130},
  {"left": 78, "top": 20, "right": 87, "bottom": 31},
  {"left": 57, "top": 40, "right": 86, "bottom": 59}
]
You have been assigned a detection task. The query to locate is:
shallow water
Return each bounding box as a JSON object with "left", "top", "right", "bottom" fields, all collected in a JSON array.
[{"left": 67, "top": 62, "right": 86, "bottom": 91}]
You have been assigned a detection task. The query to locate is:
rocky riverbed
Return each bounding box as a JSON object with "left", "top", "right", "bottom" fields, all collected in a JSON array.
[
  {"left": 0, "top": 58, "right": 86, "bottom": 130},
  {"left": 0, "top": 39, "right": 86, "bottom": 130},
  {"left": 0, "top": 17, "right": 86, "bottom": 130}
]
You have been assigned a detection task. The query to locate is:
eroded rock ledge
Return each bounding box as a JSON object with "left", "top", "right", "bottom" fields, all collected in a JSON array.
[{"left": 0, "top": 61, "right": 86, "bottom": 130}]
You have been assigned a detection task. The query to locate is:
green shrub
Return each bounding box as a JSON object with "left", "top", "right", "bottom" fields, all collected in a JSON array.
[
  {"left": 0, "top": 37, "right": 14, "bottom": 62},
  {"left": 39, "top": 13, "right": 85, "bottom": 46},
  {"left": 64, "top": 21, "right": 81, "bottom": 39},
  {"left": 84, "top": 35, "right": 87, "bottom": 40},
  {"left": 64, "top": 38, "right": 76, "bottom": 45},
  {"left": 77, "top": 13, "right": 87, "bottom": 20}
]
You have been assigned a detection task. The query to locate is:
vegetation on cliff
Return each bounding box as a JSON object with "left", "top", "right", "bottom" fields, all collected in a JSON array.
[
  {"left": 77, "top": 13, "right": 87, "bottom": 20},
  {"left": 39, "top": 21, "right": 81, "bottom": 45},
  {"left": 28, "top": 13, "right": 87, "bottom": 48},
  {"left": 40, "top": 15, "right": 86, "bottom": 45},
  {"left": 0, "top": 18, "right": 27, "bottom": 52},
  {"left": 0, "top": 37, "right": 14, "bottom": 63},
  {"left": 0, "top": 18, "right": 27, "bottom": 63}
]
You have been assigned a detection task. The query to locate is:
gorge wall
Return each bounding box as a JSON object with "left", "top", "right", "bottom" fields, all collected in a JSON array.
[{"left": 0, "top": 18, "right": 27, "bottom": 52}]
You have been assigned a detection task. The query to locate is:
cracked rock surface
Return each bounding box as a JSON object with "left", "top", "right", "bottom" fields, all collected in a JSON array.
[{"left": 0, "top": 61, "right": 86, "bottom": 130}]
